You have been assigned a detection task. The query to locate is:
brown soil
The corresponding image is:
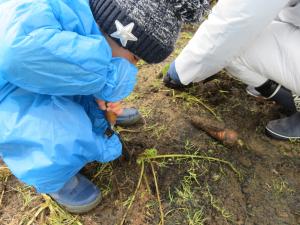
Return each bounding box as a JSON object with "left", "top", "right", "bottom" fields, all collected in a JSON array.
[{"left": 0, "top": 30, "right": 300, "bottom": 225}]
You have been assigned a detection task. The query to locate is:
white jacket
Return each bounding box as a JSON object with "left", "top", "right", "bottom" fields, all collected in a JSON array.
[
  {"left": 176, "top": 0, "right": 300, "bottom": 85},
  {"left": 279, "top": 0, "right": 300, "bottom": 26}
]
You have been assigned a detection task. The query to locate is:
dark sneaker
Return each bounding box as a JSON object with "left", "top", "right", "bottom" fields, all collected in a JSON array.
[
  {"left": 49, "top": 174, "right": 101, "bottom": 214},
  {"left": 115, "top": 107, "right": 142, "bottom": 126},
  {"left": 255, "top": 80, "right": 297, "bottom": 115},
  {"left": 265, "top": 112, "right": 300, "bottom": 140}
]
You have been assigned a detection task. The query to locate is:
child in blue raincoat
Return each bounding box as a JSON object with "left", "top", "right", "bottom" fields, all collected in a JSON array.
[{"left": 0, "top": 0, "right": 208, "bottom": 213}]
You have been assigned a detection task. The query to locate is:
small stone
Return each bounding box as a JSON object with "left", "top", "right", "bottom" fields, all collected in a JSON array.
[
  {"left": 212, "top": 174, "right": 221, "bottom": 182},
  {"left": 239, "top": 156, "right": 252, "bottom": 167}
]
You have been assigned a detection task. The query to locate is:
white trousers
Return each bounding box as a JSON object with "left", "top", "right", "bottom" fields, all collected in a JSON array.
[{"left": 226, "top": 21, "right": 300, "bottom": 95}]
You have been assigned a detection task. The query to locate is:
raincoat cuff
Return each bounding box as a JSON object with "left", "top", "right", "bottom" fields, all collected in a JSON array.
[{"left": 94, "top": 57, "right": 138, "bottom": 102}]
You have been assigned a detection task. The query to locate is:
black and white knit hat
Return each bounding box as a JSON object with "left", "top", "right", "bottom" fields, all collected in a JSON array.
[{"left": 90, "top": 0, "right": 210, "bottom": 63}]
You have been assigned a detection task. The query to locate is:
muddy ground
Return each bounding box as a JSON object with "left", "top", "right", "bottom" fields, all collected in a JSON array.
[{"left": 0, "top": 28, "right": 300, "bottom": 225}]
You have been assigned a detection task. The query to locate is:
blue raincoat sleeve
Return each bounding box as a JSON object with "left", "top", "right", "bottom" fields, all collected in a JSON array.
[{"left": 0, "top": 0, "right": 137, "bottom": 102}]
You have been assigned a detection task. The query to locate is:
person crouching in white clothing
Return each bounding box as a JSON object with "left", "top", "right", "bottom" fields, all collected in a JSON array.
[{"left": 164, "top": 0, "right": 300, "bottom": 140}]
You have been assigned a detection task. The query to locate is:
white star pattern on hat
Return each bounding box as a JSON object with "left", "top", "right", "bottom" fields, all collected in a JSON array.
[{"left": 110, "top": 20, "right": 138, "bottom": 47}]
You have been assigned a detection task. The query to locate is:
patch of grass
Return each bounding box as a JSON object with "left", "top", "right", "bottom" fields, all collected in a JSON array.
[
  {"left": 0, "top": 166, "right": 10, "bottom": 208},
  {"left": 137, "top": 60, "right": 146, "bottom": 68},
  {"left": 212, "top": 173, "right": 221, "bottom": 182},
  {"left": 122, "top": 195, "right": 135, "bottom": 208},
  {"left": 144, "top": 123, "right": 168, "bottom": 140},
  {"left": 91, "top": 163, "right": 113, "bottom": 197},
  {"left": 174, "top": 143, "right": 233, "bottom": 223},
  {"left": 203, "top": 184, "right": 234, "bottom": 222},
  {"left": 119, "top": 144, "right": 238, "bottom": 224},
  {"left": 144, "top": 199, "right": 158, "bottom": 222},
  {"left": 186, "top": 208, "right": 207, "bottom": 225},
  {"left": 12, "top": 186, "right": 38, "bottom": 211},
  {"left": 139, "top": 106, "right": 154, "bottom": 119},
  {"left": 19, "top": 195, "right": 82, "bottom": 225},
  {"left": 0, "top": 166, "right": 10, "bottom": 180},
  {"left": 120, "top": 159, "right": 145, "bottom": 225},
  {"left": 265, "top": 177, "right": 295, "bottom": 198},
  {"left": 124, "top": 92, "right": 140, "bottom": 104},
  {"left": 173, "top": 92, "right": 220, "bottom": 120},
  {"left": 288, "top": 139, "right": 300, "bottom": 145},
  {"left": 168, "top": 188, "right": 175, "bottom": 204},
  {"left": 160, "top": 63, "right": 170, "bottom": 78},
  {"left": 139, "top": 149, "right": 240, "bottom": 177},
  {"left": 168, "top": 154, "right": 206, "bottom": 225},
  {"left": 150, "top": 162, "right": 164, "bottom": 225},
  {"left": 149, "top": 78, "right": 163, "bottom": 92},
  {"left": 180, "top": 32, "right": 194, "bottom": 40},
  {"left": 255, "top": 123, "right": 266, "bottom": 135},
  {"left": 184, "top": 139, "right": 199, "bottom": 153},
  {"left": 286, "top": 139, "right": 300, "bottom": 153},
  {"left": 175, "top": 175, "right": 195, "bottom": 204}
]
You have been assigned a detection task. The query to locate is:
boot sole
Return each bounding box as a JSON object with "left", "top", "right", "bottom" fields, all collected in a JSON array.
[
  {"left": 265, "top": 127, "right": 300, "bottom": 140},
  {"left": 116, "top": 114, "right": 142, "bottom": 127},
  {"left": 62, "top": 194, "right": 102, "bottom": 214},
  {"left": 246, "top": 88, "right": 262, "bottom": 98}
]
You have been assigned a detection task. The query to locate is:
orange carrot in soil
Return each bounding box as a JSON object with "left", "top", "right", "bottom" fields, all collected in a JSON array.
[{"left": 191, "top": 116, "right": 239, "bottom": 145}]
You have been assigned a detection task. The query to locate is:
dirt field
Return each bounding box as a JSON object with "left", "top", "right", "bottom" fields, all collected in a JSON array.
[{"left": 0, "top": 27, "right": 300, "bottom": 225}]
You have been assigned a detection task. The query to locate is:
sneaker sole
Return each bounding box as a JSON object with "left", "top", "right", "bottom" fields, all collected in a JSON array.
[
  {"left": 265, "top": 127, "right": 300, "bottom": 140},
  {"left": 246, "top": 89, "right": 261, "bottom": 98},
  {"left": 62, "top": 194, "right": 102, "bottom": 214}
]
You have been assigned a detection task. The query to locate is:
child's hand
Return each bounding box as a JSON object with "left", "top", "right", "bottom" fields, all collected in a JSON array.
[{"left": 96, "top": 99, "right": 124, "bottom": 116}]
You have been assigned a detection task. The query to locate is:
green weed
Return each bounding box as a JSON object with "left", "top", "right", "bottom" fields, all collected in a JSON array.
[
  {"left": 12, "top": 186, "right": 38, "bottom": 210},
  {"left": 186, "top": 208, "right": 207, "bottom": 225},
  {"left": 144, "top": 123, "right": 168, "bottom": 140},
  {"left": 92, "top": 163, "right": 113, "bottom": 197},
  {"left": 203, "top": 184, "right": 233, "bottom": 222},
  {"left": 160, "top": 64, "right": 170, "bottom": 77},
  {"left": 266, "top": 177, "right": 295, "bottom": 197},
  {"left": 0, "top": 166, "right": 10, "bottom": 181},
  {"left": 137, "top": 60, "right": 146, "bottom": 68},
  {"left": 124, "top": 92, "right": 140, "bottom": 103},
  {"left": 139, "top": 106, "right": 154, "bottom": 119},
  {"left": 173, "top": 92, "right": 220, "bottom": 120},
  {"left": 19, "top": 195, "right": 82, "bottom": 225}
]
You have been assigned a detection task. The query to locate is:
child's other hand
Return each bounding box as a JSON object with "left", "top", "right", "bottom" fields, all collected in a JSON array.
[{"left": 96, "top": 99, "right": 124, "bottom": 116}]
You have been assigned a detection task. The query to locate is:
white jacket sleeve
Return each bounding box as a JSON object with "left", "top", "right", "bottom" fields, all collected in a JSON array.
[
  {"left": 278, "top": 0, "right": 300, "bottom": 27},
  {"left": 175, "top": 0, "right": 289, "bottom": 85}
]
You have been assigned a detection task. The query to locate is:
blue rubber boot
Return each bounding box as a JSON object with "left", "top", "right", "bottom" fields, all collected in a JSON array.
[
  {"left": 116, "top": 107, "right": 142, "bottom": 126},
  {"left": 49, "top": 174, "right": 101, "bottom": 214}
]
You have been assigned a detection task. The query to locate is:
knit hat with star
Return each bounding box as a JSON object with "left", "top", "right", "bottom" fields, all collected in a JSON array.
[{"left": 89, "top": 0, "right": 210, "bottom": 63}]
